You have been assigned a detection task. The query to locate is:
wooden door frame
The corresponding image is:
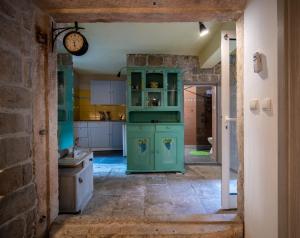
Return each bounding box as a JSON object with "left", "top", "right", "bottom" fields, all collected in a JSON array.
[
  {"left": 43, "top": 5, "right": 246, "bottom": 223},
  {"left": 278, "top": 0, "right": 300, "bottom": 237}
]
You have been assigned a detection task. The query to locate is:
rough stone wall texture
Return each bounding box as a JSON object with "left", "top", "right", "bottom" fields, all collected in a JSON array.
[
  {"left": 127, "top": 54, "right": 221, "bottom": 84},
  {"left": 184, "top": 86, "right": 197, "bottom": 145},
  {"left": 230, "top": 54, "right": 238, "bottom": 172},
  {"left": 0, "top": 1, "right": 58, "bottom": 237},
  {"left": 196, "top": 87, "right": 213, "bottom": 145}
]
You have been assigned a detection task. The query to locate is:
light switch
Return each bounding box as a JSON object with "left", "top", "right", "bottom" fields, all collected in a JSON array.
[
  {"left": 249, "top": 99, "right": 259, "bottom": 111},
  {"left": 262, "top": 98, "right": 272, "bottom": 112}
]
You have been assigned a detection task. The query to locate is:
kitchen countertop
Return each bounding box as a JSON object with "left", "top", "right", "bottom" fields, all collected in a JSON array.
[{"left": 58, "top": 151, "right": 93, "bottom": 168}]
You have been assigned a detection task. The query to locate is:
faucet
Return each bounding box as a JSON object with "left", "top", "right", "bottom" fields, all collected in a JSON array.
[{"left": 72, "top": 137, "right": 80, "bottom": 158}]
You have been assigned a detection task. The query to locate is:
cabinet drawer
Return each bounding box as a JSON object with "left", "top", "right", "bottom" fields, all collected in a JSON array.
[
  {"left": 127, "top": 124, "right": 155, "bottom": 133},
  {"left": 156, "top": 125, "right": 182, "bottom": 132}
]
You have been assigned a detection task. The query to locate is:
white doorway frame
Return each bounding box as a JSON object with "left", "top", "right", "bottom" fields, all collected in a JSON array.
[{"left": 221, "top": 31, "right": 237, "bottom": 209}]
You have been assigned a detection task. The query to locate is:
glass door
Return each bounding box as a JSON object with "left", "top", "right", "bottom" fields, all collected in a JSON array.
[
  {"left": 129, "top": 71, "right": 143, "bottom": 107},
  {"left": 145, "top": 71, "right": 164, "bottom": 107},
  {"left": 167, "top": 73, "right": 178, "bottom": 106},
  {"left": 221, "top": 31, "right": 238, "bottom": 209}
]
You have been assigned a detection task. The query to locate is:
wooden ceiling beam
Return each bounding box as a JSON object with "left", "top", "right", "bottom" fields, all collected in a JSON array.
[{"left": 35, "top": 0, "right": 246, "bottom": 22}]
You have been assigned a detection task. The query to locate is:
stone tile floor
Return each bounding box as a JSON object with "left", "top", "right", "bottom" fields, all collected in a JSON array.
[{"left": 81, "top": 154, "right": 237, "bottom": 220}]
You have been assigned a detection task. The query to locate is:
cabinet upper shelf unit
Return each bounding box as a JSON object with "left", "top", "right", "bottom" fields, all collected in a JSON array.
[
  {"left": 127, "top": 67, "right": 183, "bottom": 123},
  {"left": 126, "top": 67, "right": 185, "bottom": 173}
]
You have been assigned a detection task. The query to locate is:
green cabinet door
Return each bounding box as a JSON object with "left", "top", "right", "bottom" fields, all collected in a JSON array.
[
  {"left": 155, "top": 125, "right": 184, "bottom": 172},
  {"left": 127, "top": 131, "right": 155, "bottom": 171},
  {"left": 155, "top": 132, "right": 178, "bottom": 171}
]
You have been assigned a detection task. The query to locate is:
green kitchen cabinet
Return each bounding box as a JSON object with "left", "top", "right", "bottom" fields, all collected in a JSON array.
[
  {"left": 126, "top": 124, "right": 184, "bottom": 173},
  {"left": 127, "top": 132, "right": 155, "bottom": 171},
  {"left": 58, "top": 64, "right": 74, "bottom": 150},
  {"left": 155, "top": 125, "right": 184, "bottom": 171},
  {"left": 126, "top": 67, "right": 184, "bottom": 173}
]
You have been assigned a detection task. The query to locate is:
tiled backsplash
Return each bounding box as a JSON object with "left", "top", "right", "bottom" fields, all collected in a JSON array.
[{"left": 74, "top": 89, "right": 126, "bottom": 121}]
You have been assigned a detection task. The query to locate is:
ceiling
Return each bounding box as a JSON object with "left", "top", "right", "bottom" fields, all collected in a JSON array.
[{"left": 58, "top": 22, "right": 222, "bottom": 75}]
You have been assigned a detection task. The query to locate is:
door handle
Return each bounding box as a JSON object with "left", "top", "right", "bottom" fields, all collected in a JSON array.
[
  {"left": 225, "top": 116, "right": 237, "bottom": 122},
  {"left": 224, "top": 116, "right": 236, "bottom": 130}
]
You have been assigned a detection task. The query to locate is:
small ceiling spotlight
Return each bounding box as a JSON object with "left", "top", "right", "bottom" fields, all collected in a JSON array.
[{"left": 199, "top": 22, "right": 209, "bottom": 37}]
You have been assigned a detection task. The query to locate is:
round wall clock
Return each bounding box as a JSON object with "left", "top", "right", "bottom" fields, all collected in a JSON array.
[{"left": 63, "top": 31, "right": 89, "bottom": 56}]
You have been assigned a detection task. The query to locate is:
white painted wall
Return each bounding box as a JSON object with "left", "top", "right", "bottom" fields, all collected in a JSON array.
[{"left": 244, "top": 0, "right": 278, "bottom": 237}]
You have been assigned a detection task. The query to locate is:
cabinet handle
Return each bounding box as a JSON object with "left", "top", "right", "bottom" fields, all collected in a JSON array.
[{"left": 78, "top": 177, "right": 83, "bottom": 183}]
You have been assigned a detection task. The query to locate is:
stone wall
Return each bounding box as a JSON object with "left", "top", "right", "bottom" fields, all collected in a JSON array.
[
  {"left": 127, "top": 54, "right": 221, "bottom": 84},
  {"left": 0, "top": 1, "right": 58, "bottom": 237}
]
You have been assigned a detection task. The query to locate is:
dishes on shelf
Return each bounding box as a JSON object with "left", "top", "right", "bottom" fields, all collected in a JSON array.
[
  {"left": 119, "top": 113, "right": 126, "bottom": 121},
  {"left": 98, "top": 111, "right": 111, "bottom": 121},
  {"left": 150, "top": 81, "right": 159, "bottom": 88},
  {"left": 149, "top": 97, "right": 160, "bottom": 106}
]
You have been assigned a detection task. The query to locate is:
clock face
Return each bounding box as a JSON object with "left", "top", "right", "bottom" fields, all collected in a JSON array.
[
  {"left": 64, "top": 32, "right": 84, "bottom": 52},
  {"left": 63, "top": 31, "right": 88, "bottom": 56}
]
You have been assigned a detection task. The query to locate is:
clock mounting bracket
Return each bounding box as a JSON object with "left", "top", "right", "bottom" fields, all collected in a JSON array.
[{"left": 51, "top": 21, "right": 85, "bottom": 52}]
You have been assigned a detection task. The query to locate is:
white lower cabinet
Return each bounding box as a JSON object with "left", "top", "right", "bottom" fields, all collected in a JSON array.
[
  {"left": 74, "top": 121, "right": 124, "bottom": 150},
  {"left": 112, "top": 122, "right": 123, "bottom": 148},
  {"left": 59, "top": 154, "right": 93, "bottom": 213},
  {"left": 88, "top": 122, "right": 110, "bottom": 148},
  {"left": 74, "top": 122, "right": 89, "bottom": 148},
  {"left": 78, "top": 137, "right": 89, "bottom": 148}
]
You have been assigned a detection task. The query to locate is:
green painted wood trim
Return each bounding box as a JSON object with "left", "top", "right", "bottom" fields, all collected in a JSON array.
[{"left": 57, "top": 65, "right": 74, "bottom": 150}]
